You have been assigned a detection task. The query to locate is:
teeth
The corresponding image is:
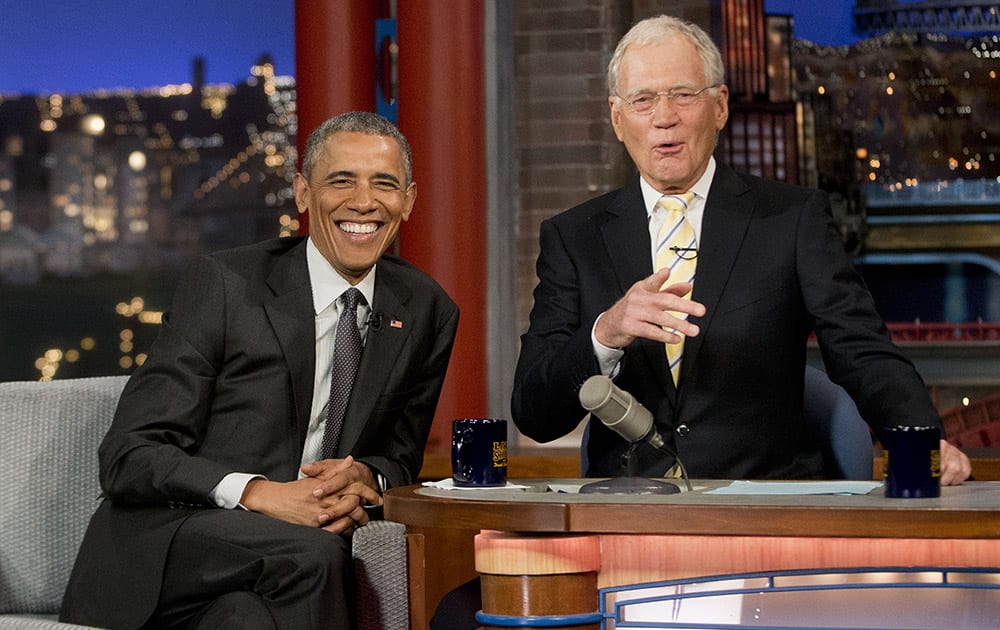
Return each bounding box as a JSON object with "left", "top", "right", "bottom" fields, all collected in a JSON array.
[{"left": 339, "top": 222, "right": 377, "bottom": 234}]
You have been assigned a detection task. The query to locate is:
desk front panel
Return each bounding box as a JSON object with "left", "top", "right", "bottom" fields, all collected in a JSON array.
[{"left": 385, "top": 480, "right": 1000, "bottom": 629}]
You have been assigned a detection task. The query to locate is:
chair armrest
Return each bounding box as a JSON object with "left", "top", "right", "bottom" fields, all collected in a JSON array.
[
  {"left": 0, "top": 616, "right": 105, "bottom": 629},
  {"left": 352, "top": 520, "right": 409, "bottom": 630}
]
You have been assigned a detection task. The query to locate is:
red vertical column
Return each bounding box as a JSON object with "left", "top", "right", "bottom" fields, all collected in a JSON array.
[
  {"left": 397, "top": 1, "right": 487, "bottom": 452},
  {"left": 294, "top": 0, "right": 378, "bottom": 233}
]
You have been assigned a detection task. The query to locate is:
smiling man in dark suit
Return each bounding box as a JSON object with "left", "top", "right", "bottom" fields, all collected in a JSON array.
[
  {"left": 61, "top": 111, "right": 459, "bottom": 629},
  {"left": 512, "top": 15, "right": 971, "bottom": 483}
]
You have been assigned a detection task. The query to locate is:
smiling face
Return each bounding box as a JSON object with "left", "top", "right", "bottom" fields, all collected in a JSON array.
[
  {"left": 609, "top": 35, "right": 729, "bottom": 194},
  {"left": 293, "top": 131, "right": 416, "bottom": 284}
]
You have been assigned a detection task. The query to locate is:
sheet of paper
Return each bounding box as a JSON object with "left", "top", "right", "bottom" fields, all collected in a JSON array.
[
  {"left": 422, "top": 479, "right": 530, "bottom": 491},
  {"left": 547, "top": 482, "right": 587, "bottom": 494},
  {"left": 705, "top": 480, "right": 882, "bottom": 496}
]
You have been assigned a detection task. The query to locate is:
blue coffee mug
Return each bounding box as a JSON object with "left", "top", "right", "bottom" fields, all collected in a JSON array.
[
  {"left": 882, "top": 425, "right": 941, "bottom": 498},
  {"left": 451, "top": 418, "right": 508, "bottom": 487}
]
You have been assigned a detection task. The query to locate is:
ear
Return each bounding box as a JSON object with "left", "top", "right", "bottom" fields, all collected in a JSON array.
[
  {"left": 401, "top": 182, "right": 417, "bottom": 221},
  {"left": 293, "top": 173, "right": 310, "bottom": 214},
  {"left": 714, "top": 84, "right": 730, "bottom": 131},
  {"left": 609, "top": 97, "right": 625, "bottom": 142}
]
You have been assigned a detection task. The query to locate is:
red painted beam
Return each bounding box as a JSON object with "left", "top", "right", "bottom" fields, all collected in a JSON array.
[
  {"left": 397, "top": 1, "right": 488, "bottom": 453},
  {"left": 294, "top": 0, "right": 379, "bottom": 233}
]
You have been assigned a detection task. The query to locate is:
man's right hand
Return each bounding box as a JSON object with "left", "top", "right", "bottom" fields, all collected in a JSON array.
[
  {"left": 594, "top": 267, "right": 706, "bottom": 349},
  {"left": 239, "top": 476, "right": 369, "bottom": 535}
]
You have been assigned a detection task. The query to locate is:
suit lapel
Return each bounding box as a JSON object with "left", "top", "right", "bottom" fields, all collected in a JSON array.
[
  {"left": 335, "top": 262, "right": 414, "bottom": 456},
  {"left": 600, "top": 180, "right": 675, "bottom": 395},
  {"left": 682, "top": 165, "right": 754, "bottom": 382},
  {"left": 263, "top": 239, "right": 316, "bottom": 443},
  {"left": 601, "top": 181, "right": 651, "bottom": 296}
]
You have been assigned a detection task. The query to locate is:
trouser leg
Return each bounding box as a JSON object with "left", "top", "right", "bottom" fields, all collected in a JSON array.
[
  {"left": 430, "top": 576, "right": 483, "bottom": 630},
  {"left": 149, "top": 509, "right": 354, "bottom": 630}
]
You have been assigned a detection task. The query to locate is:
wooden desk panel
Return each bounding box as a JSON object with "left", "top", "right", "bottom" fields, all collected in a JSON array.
[
  {"left": 404, "top": 525, "right": 478, "bottom": 630},
  {"left": 385, "top": 480, "right": 1000, "bottom": 629}
]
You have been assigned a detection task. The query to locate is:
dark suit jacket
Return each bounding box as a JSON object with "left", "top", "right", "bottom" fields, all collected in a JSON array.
[
  {"left": 512, "top": 165, "right": 941, "bottom": 479},
  {"left": 61, "top": 236, "right": 458, "bottom": 628}
]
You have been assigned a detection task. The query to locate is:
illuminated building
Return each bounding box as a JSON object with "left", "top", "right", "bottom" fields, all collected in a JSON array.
[{"left": 0, "top": 55, "right": 297, "bottom": 283}]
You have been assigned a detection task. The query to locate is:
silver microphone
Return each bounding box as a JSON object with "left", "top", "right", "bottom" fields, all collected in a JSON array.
[
  {"left": 579, "top": 374, "right": 665, "bottom": 449},
  {"left": 578, "top": 374, "right": 691, "bottom": 490}
]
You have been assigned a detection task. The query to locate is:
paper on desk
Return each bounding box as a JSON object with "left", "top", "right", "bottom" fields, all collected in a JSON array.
[
  {"left": 706, "top": 480, "right": 882, "bottom": 495},
  {"left": 422, "top": 479, "right": 530, "bottom": 491}
]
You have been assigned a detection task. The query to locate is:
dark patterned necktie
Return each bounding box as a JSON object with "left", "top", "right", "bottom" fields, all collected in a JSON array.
[{"left": 320, "top": 287, "right": 364, "bottom": 459}]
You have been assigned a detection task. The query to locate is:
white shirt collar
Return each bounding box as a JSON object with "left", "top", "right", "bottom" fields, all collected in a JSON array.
[
  {"left": 305, "top": 237, "right": 376, "bottom": 314},
  {"left": 639, "top": 156, "right": 717, "bottom": 217}
]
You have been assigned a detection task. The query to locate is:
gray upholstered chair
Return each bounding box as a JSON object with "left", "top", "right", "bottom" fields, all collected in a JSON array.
[{"left": 0, "top": 377, "right": 408, "bottom": 630}]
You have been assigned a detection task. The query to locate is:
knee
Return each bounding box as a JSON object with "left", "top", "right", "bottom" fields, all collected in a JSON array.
[
  {"left": 190, "top": 591, "right": 277, "bottom": 630},
  {"left": 271, "top": 529, "right": 352, "bottom": 586},
  {"left": 302, "top": 531, "right": 351, "bottom": 570}
]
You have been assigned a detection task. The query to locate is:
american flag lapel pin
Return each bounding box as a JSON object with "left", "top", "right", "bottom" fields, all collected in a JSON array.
[{"left": 390, "top": 318, "right": 403, "bottom": 329}]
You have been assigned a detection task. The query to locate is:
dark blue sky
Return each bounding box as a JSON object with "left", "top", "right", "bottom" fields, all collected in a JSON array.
[
  {"left": 0, "top": 0, "right": 296, "bottom": 94},
  {"left": 0, "top": 0, "right": 855, "bottom": 95},
  {"left": 766, "top": 0, "right": 861, "bottom": 46}
]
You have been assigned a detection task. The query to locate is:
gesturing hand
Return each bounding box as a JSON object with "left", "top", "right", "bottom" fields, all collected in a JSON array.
[{"left": 595, "top": 267, "right": 706, "bottom": 349}]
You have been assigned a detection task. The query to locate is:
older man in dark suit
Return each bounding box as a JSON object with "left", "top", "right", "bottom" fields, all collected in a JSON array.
[
  {"left": 432, "top": 15, "right": 971, "bottom": 630},
  {"left": 512, "top": 15, "right": 970, "bottom": 482},
  {"left": 513, "top": 15, "right": 970, "bottom": 482},
  {"left": 61, "top": 111, "right": 459, "bottom": 629}
]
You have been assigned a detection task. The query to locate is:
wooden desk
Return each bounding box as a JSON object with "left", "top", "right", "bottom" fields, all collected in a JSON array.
[{"left": 385, "top": 479, "right": 1000, "bottom": 629}]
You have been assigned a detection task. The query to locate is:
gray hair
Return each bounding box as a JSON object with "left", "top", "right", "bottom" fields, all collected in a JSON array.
[
  {"left": 607, "top": 15, "right": 726, "bottom": 96},
  {"left": 300, "top": 111, "right": 413, "bottom": 184}
]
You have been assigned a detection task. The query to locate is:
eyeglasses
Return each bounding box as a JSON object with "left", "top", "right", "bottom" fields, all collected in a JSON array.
[{"left": 618, "top": 85, "right": 719, "bottom": 115}]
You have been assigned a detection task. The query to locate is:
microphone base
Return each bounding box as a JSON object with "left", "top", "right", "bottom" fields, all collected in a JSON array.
[{"left": 578, "top": 477, "right": 681, "bottom": 495}]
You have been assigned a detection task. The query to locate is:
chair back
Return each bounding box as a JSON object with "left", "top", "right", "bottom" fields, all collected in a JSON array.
[
  {"left": 803, "top": 366, "right": 874, "bottom": 480},
  {"left": 0, "top": 376, "right": 128, "bottom": 615}
]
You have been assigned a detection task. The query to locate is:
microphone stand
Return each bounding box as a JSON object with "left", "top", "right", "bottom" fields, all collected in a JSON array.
[
  {"left": 648, "top": 438, "right": 693, "bottom": 492},
  {"left": 622, "top": 442, "right": 639, "bottom": 477},
  {"left": 579, "top": 442, "right": 688, "bottom": 495}
]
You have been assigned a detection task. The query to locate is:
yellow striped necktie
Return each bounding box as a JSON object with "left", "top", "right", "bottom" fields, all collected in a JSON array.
[{"left": 653, "top": 192, "right": 697, "bottom": 385}]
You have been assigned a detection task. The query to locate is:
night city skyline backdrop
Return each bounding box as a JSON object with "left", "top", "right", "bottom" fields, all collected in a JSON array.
[
  {"left": 0, "top": 0, "right": 857, "bottom": 95},
  {"left": 2, "top": 0, "right": 998, "bottom": 422}
]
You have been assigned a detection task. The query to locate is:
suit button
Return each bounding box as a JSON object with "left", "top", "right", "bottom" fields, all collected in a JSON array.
[{"left": 676, "top": 424, "right": 691, "bottom": 437}]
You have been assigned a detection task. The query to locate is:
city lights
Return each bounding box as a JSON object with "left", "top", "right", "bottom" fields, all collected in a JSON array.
[
  {"left": 80, "top": 114, "right": 105, "bottom": 135},
  {"left": 128, "top": 151, "right": 147, "bottom": 171},
  {"left": 33, "top": 340, "right": 95, "bottom": 381}
]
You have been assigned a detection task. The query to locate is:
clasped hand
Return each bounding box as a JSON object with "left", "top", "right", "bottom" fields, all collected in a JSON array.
[
  {"left": 595, "top": 267, "right": 706, "bottom": 349},
  {"left": 240, "top": 455, "right": 382, "bottom": 535}
]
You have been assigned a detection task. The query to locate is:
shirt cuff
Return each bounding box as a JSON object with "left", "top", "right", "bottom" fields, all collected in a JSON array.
[
  {"left": 592, "top": 313, "right": 624, "bottom": 376},
  {"left": 209, "top": 472, "right": 266, "bottom": 510},
  {"left": 363, "top": 471, "right": 388, "bottom": 510}
]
